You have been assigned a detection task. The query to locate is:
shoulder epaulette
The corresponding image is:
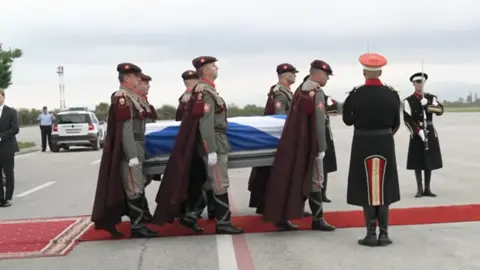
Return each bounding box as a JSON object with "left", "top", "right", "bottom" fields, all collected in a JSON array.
[
  {"left": 272, "top": 84, "right": 281, "bottom": 92},
  {"left": 383, "top": 84, "right": 398, "bottom": 92},
  {"left": 346, "top": 84, "right": 363, "bottom": 94}
]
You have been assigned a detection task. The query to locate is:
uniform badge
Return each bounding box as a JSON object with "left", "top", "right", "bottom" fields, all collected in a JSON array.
[
  {"left": 197, "top": 93, "right": 203, "bottom": 100},
  {"left": 119, "top": 97, "right": 126, "bottom": 105},
  {"left": 318, "top": 102, "right": 324, "bottom": 109},
  {"left": 309, "top": 91, "right": 315, "bottom": 98},
  {"left": 275, "top": 101, "right": 281, "bottom": 108},
  {"left": 204, "top": 104, "right": 210, "bottom": 112}
]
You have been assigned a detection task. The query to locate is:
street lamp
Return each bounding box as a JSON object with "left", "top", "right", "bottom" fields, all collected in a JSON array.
[{"left": 57, "top": 65, "right": 66, "bottom": 109}]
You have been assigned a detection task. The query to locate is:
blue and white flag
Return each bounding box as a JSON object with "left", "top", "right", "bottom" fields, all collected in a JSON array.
[{"left": 145, "top": 115, "right": 286, "bottom": 156}]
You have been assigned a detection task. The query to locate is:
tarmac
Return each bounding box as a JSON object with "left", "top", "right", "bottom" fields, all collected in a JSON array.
[{"left": 1, "top": 113, "right": 480, "bottom": 270}]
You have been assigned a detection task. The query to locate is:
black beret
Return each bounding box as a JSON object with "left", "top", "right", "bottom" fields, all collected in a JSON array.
[
  {"left": 276, "top": 63, "right": 299, "bottom": 75},
  {"left": 310, "top": 60, "right": 333, "bottom": 75},
  {"left": 192, "top": 56, "right": 217, "bottom": 69},
  {"left": 117, "top": 63, "right": 142, "bottom": 74},
  {"left": 410, "top": 72, "right": 428, "bottom": 82},
  {"left": 140, "top": 74, "right": 152, "bottom": 82},
  {"left": 181, "top": 70, "right": 199, "bottom": 80}
]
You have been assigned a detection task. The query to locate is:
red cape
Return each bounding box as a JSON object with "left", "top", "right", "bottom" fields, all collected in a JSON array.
[
  {"left": 263, "top": 85, "right": 277, "bottom": 115},
  {"left": 152, "top": 91, "right": 206, "bottom": 225},
  {"left": 91, "top": 97, "right": 127, "bottom": 229},
  {"left": 262, "top": 90, "right": 318, "bottom": 223},
  {"left": 175, "top": 96, "right": 185, "bottom": 121}
]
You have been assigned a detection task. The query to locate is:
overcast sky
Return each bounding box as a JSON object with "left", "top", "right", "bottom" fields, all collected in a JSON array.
[{"left": 1, "top": 0, "right": 479, "bottom": 109}]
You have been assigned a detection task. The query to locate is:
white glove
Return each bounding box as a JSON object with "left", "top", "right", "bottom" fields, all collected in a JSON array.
[
  {"left": 128, "top": 157, "right": 140, "bottom": 167},
  {"left": 317, "top": 152, "right": 325, "bottom": 160},
  {"left": 207, "top": 152, "right": 218, "bottom": 166},
  {"left": 417, "top": 130, "right": 426, "bottom": 141},
  {"left": 420, "top": 98, "right": 428, "bottom": 106}
]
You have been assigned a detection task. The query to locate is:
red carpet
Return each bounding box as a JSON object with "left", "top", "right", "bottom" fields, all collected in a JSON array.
[
  {"left": 80, "top": 204, "right": 480, "bottom": 241},
  {"left": 0, "top": 216, "right": 92, "bottom": 259}
]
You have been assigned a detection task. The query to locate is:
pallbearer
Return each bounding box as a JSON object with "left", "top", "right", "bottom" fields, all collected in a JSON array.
[
  {"left": 403, "top": 72, "right": 443, "bottom": 197},
  {"left": 175, "top": 70, "right": 212, "bottom": 219},
  {"left": 300, "top": 75, "right": 338, "bottom": 203},
  {"left": 343, "top": 53, "right": 401, "bottom": 247}
]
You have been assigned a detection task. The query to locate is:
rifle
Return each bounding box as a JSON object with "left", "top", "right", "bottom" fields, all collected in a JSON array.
[{"left": 421, "top": 60, "right": 429, "bottom": 150}]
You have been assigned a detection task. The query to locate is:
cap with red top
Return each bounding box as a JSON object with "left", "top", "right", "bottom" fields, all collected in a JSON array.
[
  {"left": 181, "top": 70, "right": 199, "bottom": 80},
  {"left": 140, "top": 74, "right": 152, "bottom": 82},
  {"left": 359, "top": 53, "right": 387, "bottom": 71},
  {"left": 310, "top": 60, "right": 333, "bottom": 75},
  {"left": 192, "top": 56, "right": 218, "bottom": 70},
  {"left": 116, "top": 63, "right": 142, "bottom": 74},
  {"left": 276, "top": 63, "right": 299, "bottom": 75}
]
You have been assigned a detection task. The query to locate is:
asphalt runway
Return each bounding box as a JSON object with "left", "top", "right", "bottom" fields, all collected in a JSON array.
[{"left": 1, "top": 113, "right": 480, "bottom": 270}]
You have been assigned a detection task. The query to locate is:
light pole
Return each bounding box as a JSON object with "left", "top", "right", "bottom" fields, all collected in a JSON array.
[{"left": 57, "top": 65, "right": 66, "bottom": 109}]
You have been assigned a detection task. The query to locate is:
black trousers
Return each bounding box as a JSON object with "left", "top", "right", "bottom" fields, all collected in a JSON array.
[
  {"left": 40, "top": 126, "right": 52, "bottom": 151},
  {"left": 0, "top": 154, "right": 15, "bottom": 201}
]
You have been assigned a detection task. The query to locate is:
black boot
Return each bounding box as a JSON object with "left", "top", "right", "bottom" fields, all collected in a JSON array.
[
  {"left": 358, "top": 206, "right": 377, "bottom": 247},
  {"left": 206, "top": 189, "right": 216, "bottom": 220},
  {"left": 322, "top": 173, "right": 331, "bottom": 203},
  {"left": 127, "top": 197, "right": 158, "bottom": 238},
  {"left": 141, "top": 193, "right": 153, "bottom": 223},
  {"left": 423, "top": 170, "right": 437, "bottom": 197},
  {"left": 377, "top": 205, "right": 393, "bottom": 246},
  {"left": 214, "top": 193, "right": 244, "bottom": 234},
  {"left": 309, "top": 191, "right": 335, "bottom": 231},
  {"left": 179, "top": 190, "right": 208, "bottom": 233},
  {"left": 414, "top": 170, "right": 423, "bottom": 198}
]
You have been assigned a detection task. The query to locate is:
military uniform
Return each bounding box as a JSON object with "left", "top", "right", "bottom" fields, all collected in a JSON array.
[
  {"left": 266, "top": 63, "right": 296, "bottom": 114},
  {"left": 343, "top": 53, "right": 401, "bottom": 247},
  {"left": 403, "top": 72, "right": 443, "bottom": 197},
  {"left": 299, "top": 60, "right": 335, "bottom": 231},
  {"left": 111, "top": 63, "right": 157, "bottom": 238},
  {"left": 175, "top": 70, "right": 213, "bottom": 220},
  {"left": 180, "top": 56, "right": 243, "bottom": 235}
]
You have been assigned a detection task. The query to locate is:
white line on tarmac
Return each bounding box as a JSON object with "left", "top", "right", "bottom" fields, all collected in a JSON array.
[
  {"left": 90, "top": 159, "right": 101, "bottom": 165},
  {"left": 216, "top": 235, "right": 239, "bottom": 270},
  {"left": 14, "top": 181, "right": 56, "bottom": 198}
]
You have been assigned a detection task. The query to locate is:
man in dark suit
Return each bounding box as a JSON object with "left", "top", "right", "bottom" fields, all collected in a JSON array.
[{"left": 0, "top": 89, "right": 19, "bottom": 207}]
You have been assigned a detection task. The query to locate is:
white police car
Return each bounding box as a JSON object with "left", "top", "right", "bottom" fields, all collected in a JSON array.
[{"left": 51, "top": 107, "right": 105, "bottom": 152}]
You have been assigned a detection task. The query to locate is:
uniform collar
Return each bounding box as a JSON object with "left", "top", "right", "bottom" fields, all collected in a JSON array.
[
  {"left": 200, "top": 78, "right": 216, "bottom": 88},
  {"left": 364, "top": 79, "right": 383, "bottom": 86},
  {"left": 277, "top": 82, "right": 291, "bottom": 91},
  {"left": 413, "top": 91, "right": 423, "bottom": 98}
]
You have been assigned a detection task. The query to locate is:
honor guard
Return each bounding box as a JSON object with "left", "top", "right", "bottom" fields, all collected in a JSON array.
[
  {"left": 91, "top": 63, "right": 158, "bottom": 238},
  {"left": 153, "top": 56, "right": 243, "bottom": 234},
  {"left": 175, "top": 70, "right": 213, "bottom": 220},
  {"left": 342, "top": 53, "right": 401, "bottom": 247},
  {"left": 303, "top": 74, "right": 339, "bottom": 203},
  {"left": 175, "top": 70, "right": 200, "bottom": 121},
  {"left": 403, "top": 72, "right": 443, "bottom": 197},
  {"left": 249, "top": 63, "right": 310, "bottom": 230},
  {"left": 262, "top": 60, "right": 335, "bottom": 232}
]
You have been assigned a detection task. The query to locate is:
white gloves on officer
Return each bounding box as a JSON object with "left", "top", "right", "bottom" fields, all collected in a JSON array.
[
  {"left": 317, "top": 152, "right": 325, "bottom": 160},
  {"left": 420, "top": 98, "right": 428, "bottom": 106},
  {"left": 128, "top": 157, "right": 140, "bottom": 167},
  {"left": 207, "top": 152, "right": 218, "bottom": 166},
  {"left": 417, "top": 130, "right": 426, "bottom": 141}
]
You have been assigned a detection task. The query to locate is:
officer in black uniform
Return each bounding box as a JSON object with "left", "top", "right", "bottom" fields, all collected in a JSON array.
[
  {"left": 343, "top": 52, "right": 401, "bottom": 247},
  {"left": 403, "top": 72, "right": 443, "bottom": 198}
]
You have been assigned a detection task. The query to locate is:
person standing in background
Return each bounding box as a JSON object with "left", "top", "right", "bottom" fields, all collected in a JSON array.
[
  {"left": 0, "top": 89, "right": 20, "bottom": 207},
  {"left": 38, "top": 106, "right": 55, "bottom": 152}
]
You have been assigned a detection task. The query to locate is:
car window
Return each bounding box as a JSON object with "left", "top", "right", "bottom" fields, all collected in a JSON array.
[
  {"left": 57, "top": 114, "right": 91, "bottom": 124},
  {"left": 91, "top": 114, "right": 99, "bottom": 124}
]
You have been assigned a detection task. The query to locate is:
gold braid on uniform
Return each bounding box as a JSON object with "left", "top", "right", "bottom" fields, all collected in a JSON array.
[{"left": 427, "top": 105, "right": 442, "bottom": 113}]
